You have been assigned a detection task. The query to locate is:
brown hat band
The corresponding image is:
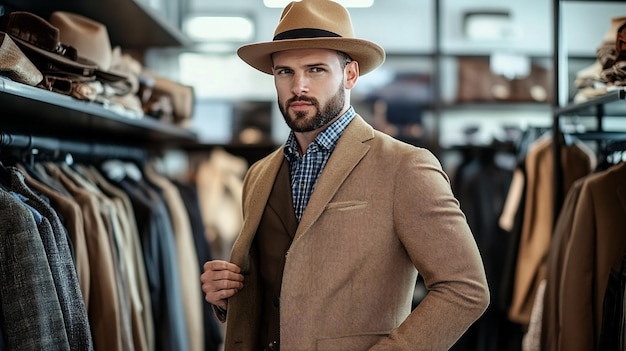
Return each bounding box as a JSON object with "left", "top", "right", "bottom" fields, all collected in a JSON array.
[
  {"left": 7, "top": 26, "right": 79, "bottom": 62},
  {"left": 274, "top": 28, "right": 341, "bottom": 41}
]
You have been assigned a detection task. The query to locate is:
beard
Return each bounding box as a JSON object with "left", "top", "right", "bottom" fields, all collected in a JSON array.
[{"left": 279, "top": 82, "right": 345, "bottom": 133}]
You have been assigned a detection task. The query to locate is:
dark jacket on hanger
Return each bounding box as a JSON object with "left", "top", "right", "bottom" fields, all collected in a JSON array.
[
  {"left": 114, "top": 175, "right": 190, "bottom": 351},
  {"left": 8, "top": 168, "right": 93, "bottom": 351},
  {"left": 0, "top": 187, "right": 71, "bottom": 350},
  {"left": 174, "top": 180, "right": 224, "bottom": 351}
]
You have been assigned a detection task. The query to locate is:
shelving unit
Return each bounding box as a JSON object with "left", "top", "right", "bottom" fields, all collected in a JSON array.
[
  {"left": 555, "top": 89, "right": 626, "bottom": 116},
  {"left": 432, "top": 0, "right": 555, "bottom": 161},
  {"left": 0, "top": 77, "right": 197, "bottom": 147},
  {"left": 0, "top": 0, "right": 197, "bottom": 156},
  {"left": 551, "top": 0, "right": 626, "bottom": 217},
  {"left": 0, "top": 0, "right": 190, "bottom": 48}
]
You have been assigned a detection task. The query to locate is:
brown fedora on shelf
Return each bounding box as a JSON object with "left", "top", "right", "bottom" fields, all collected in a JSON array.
[
  {"left": 0, "top": 32, "right": 44, "bottom": 86},
  {"left": 237, "top": 0, "right": 385, "bottom": 76},
  {"left": 48, "top": 11, "right": 130, "bottom": 85},
  {"left": 0, "top": 11, "right": 97, "bottom": 76}
]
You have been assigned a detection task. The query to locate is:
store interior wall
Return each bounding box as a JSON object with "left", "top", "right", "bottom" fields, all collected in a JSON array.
[{"left": 144, "top": 0, "right": 625, "bottom": 170}]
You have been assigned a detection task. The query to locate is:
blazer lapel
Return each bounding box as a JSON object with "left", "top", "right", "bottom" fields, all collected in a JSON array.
[
  {"left": 231, "top": 147, "right": 284, "bottom": 271},
  {"left": 295, "top": 115, "right": 374, "bottom": 240}
]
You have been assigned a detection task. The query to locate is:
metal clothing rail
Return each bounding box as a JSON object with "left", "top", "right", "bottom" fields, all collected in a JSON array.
[{"left": 0, "top": 133, "right": 150, "bottom": 162}]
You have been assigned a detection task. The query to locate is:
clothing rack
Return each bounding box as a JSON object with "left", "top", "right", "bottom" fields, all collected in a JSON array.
[
  {"left": 0, "top": 132, "right": 150, "bottom": 162},
  {"left": 566, "top": 131, "right": 626, "bottom": 141}
]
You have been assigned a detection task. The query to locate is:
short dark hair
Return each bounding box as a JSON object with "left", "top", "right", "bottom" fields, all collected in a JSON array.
[{"left": 337, "top": 51, "right": 352, "bottom": 66}]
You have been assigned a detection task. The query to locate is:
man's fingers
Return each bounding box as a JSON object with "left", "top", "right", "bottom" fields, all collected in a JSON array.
[
  {"left": 204, "top": 260, "right": 241, "bottom": 274},
  {"left": 201, "top": 277, "right": 243, "bottom": 292},
  {"left": 200, "top": 260, "right": 245, "bottom": 307},
  {"left": 200, "top": 268, "right": 244, "bottom": 285}
]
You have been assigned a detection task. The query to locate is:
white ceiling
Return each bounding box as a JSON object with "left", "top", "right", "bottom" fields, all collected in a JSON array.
[
  {"left": 183, "top": 0, "right": 626, "bottom": 57},
  {"left": 185, "top": 0, "right": 435, "bottom": 54}
]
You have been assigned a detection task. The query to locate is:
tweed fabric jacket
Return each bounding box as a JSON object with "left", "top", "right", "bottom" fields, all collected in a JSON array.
[
  {"left": 18, "top": 165, "right": 92, "bottom": 307},
  {"left": 221, "top": 115, "right": 490, "bottom": 351},
  {"left": 8, "top": 168, "right": 94, "bottom": 351},
  {"left": 0, "top": 187, "right": 71, "bottom": 350}
]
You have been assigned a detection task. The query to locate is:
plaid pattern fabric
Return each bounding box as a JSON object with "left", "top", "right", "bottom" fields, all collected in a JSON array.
[{"left": 283, "top": 107, "right": 355, "bottom": 221}]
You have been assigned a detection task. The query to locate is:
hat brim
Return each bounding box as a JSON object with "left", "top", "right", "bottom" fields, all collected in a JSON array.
[
  {"left": 237, "top": 37, "right": 385, "bottom": 76},
  {"left": 98, "top": 68, "right": 134, "bottom": 96},
  {"left": 11, "top": 33, "right": 131, "bottom": 87},
  {"left": 9, "top": 35, "right": 97, "bottom": 72},
  {"left": 96, "top": 68, "right": 129, "bottom": 83}
]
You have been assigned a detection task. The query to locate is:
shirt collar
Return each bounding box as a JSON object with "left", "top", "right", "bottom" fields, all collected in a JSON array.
[{"left": 284, "top": 106, "right": 355, "bottom": 159}]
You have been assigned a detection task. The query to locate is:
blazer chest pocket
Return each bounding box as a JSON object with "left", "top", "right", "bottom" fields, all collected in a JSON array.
[{"left": 326, "top": 200, "right": 368, "bottom": 212}]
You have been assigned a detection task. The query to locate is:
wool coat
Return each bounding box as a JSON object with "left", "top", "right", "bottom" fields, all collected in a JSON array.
[
  {"left": 221, "top": 115, "right": 490, "bottom": 351},
  {"left": 559, "top": 162, "right": 626, "bottom": 351},
  {"left": 509, "top": 136, "right": 595, "bottom": 326}
]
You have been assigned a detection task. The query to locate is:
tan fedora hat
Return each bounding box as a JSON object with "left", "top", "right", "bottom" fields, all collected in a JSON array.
[
  {"left": 237, "top": 0, "right": 385, "bottom": 76},
  {"left": 49, "top": 11, "right": 129, "bottom": 83}
]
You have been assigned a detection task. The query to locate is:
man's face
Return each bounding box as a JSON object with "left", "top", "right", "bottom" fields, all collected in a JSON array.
[{"left": 272, "top": 48, "right": 356, "bottom": 133}]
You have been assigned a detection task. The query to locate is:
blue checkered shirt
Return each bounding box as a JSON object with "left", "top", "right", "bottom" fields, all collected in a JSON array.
[{"left": 283, "top": 107, "right": 356, "bottom": 221}]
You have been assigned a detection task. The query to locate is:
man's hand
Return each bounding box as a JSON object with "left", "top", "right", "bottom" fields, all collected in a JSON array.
[{"left": 200, "top": 260, "right": 244, "bottom": 310}]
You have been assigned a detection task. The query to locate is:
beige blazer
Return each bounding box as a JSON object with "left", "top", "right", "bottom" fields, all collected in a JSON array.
[{"left": 222, "top": 115, "right": 489, "bottom": 351}]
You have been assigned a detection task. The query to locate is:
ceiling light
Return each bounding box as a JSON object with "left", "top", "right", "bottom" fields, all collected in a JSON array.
[
  {"left": 264, "top": 0, "right": 374, "bottom": 8},
  {"left": 183, "top": 16, "right": 255, "bottom": 42}
]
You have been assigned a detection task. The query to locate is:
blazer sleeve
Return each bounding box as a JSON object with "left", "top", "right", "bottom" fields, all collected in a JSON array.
[{"left": 371, "top": 149, "right": 490, "bottom": 350}]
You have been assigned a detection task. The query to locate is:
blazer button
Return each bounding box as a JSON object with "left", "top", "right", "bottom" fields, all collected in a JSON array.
[
  {"left": 273, "top": 297, "right": 280, "bottom": 308},
  {"left": 268, "top": 340, "right": 278, "bottom": 350}
]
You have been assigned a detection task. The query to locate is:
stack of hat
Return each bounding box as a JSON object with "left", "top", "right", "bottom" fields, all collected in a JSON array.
[
  {"left": 574, "top": 16, "right": 626, "bottom": 103},
  {"left": 0, "top": 11, "right": 132, "bottom": 101},
  {"left": 0, "top": 10, "right": 196, "bottom": 126},
  {"left": 138, "top": 70, "right": 195, "bottom": 127}
]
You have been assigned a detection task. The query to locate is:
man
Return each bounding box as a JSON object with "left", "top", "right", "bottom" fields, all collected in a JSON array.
[{"left": 200, "top": 1, "right": 489, "bottom": 350}]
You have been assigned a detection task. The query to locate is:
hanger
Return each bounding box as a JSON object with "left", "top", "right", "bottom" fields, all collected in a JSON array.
[
  {"left": 0, "top": 160, "right": 11, "bottom": 189},
  {"left": 0, "top": 145, "right": 19, "bottom": 187},
  {"left": 100, "top": 159, "right": 128, "bottom": 182}
]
